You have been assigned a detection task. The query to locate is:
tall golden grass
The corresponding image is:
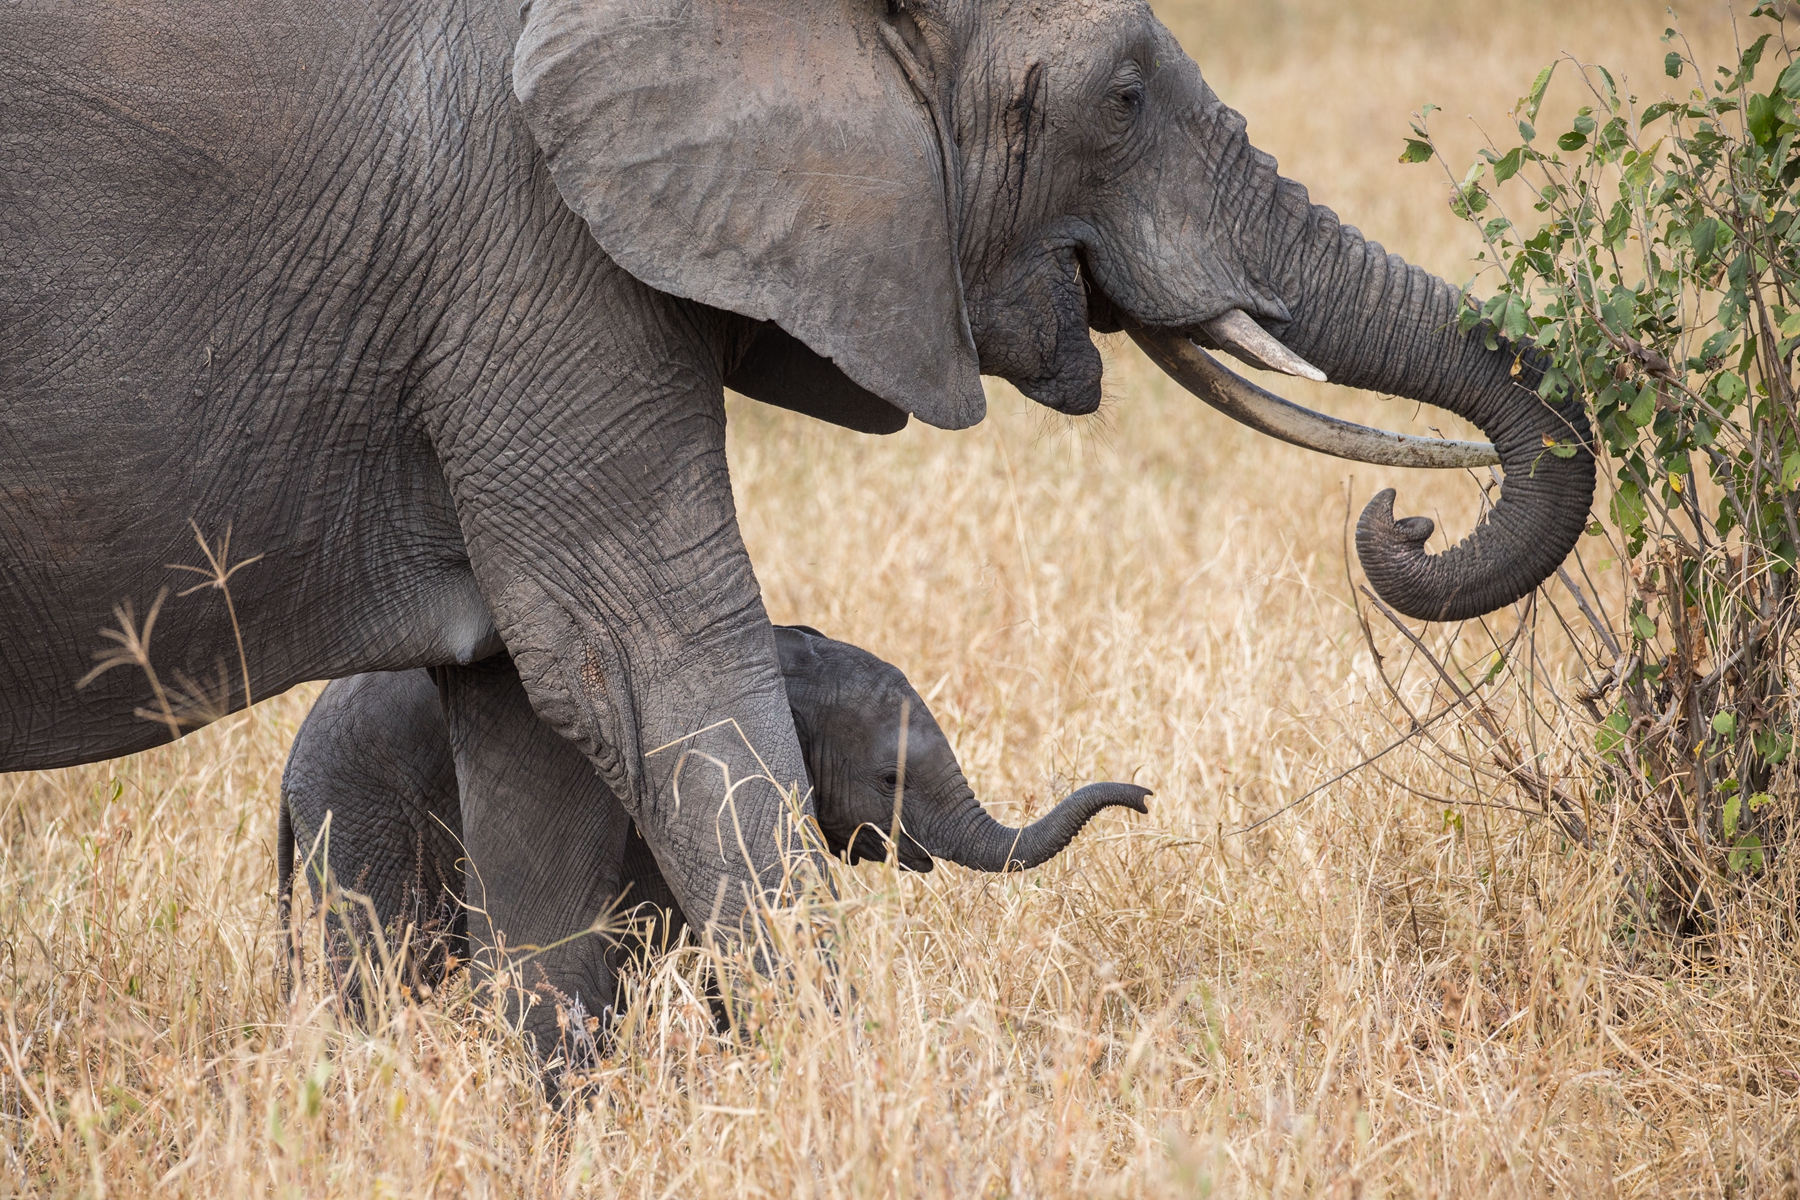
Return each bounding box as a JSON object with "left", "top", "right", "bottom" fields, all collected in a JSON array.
[{"left": 3, "top": 2, "right": 1794, "bottom": 1195}]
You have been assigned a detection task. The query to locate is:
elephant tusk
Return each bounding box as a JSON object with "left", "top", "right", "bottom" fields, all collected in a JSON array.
[
  {"left": 1200, "top": 308, "right": 1328, "bottom": 382},
  {"left": 1130, "top": 328, "right": 1501, "bottom": 470}
]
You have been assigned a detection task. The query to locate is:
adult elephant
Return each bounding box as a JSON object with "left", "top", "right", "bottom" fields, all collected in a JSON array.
[{"left": 1, "top": 0, "right": 1592, "bottom": 1004}]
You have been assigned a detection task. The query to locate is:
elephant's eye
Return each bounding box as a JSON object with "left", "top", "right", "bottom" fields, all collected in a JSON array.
[
  {"left": 881, "top": 769, "right": 900, "bottom": 790},
  {"left": 1107, "top": 63, "right": 1146, "bottom": 123}
]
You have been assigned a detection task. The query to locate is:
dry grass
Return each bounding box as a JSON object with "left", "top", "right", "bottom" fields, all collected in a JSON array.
[{"left": 4, "top": 2, "right": 1797, "bottom": 1195}]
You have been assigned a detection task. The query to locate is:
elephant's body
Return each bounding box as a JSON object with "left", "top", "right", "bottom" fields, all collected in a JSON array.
[
  {"left": 5, "top": 0, "right": 522, "bottom": 763},
  {"left": 4, "top": 1, "right": 900, "bottom": 1014},
  {"left": 6, "top": 0, "right": 1594, "bottom": 1064},
  {"left": 280, "top": 629, "right": 1149, "bottom": 1031},
  {"left": 5, "top": 0, "right": 888, "bottom": 769}
]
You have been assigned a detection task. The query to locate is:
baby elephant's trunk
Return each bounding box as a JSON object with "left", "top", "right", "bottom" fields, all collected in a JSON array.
[{"left": 937, "top": 783, "right": 1152, "bottom": 872}]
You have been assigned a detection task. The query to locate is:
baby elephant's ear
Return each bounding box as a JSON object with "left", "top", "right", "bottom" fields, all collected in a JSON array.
[
  {"left": 514, "top": 0, "right": 985, "bottom": 430},
  {"left": 771, "top": 624, "right": 826, "bottom": 678}
]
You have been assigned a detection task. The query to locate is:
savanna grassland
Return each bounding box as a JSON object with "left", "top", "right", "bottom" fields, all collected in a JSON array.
[{"left": 3, "top": 2, "right": 1795, "bottom": 1196}]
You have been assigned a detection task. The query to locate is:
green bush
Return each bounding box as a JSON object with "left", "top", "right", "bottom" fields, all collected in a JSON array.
[{"left": 1405, "top": 6, "right": 1799, "bottom": 932}]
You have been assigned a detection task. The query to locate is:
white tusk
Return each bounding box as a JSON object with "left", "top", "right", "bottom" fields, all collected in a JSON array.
[
  {"left": 1130, "top": 327, "right": 1501, "bottom": 470},
  {"left": 1200, "top": 308, "right": 1329, "bottom": 382}
]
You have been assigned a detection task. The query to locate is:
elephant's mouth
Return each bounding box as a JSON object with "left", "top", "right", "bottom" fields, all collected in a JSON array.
[{"left": 842, "top": 824, "right": 935, "bottom": 873}]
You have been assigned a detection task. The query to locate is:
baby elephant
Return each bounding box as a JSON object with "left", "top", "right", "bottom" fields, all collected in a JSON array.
[{"left": 279, "top": 626, "right": 1149, "bottom": 972}]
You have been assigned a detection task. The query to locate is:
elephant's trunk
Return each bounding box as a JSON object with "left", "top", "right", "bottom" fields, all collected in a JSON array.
[
  {"left": 1136, "top": 98, "right": 1595, "bottom": 622},
  {"left": 1271, "top": 183, "right": 1595, "bottom": 621},
  {"left": 929, "top": 782, "right": 1151, "bottom": 872}
]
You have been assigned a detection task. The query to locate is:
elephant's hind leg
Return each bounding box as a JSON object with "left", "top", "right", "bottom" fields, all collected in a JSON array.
[{"left": 436, "top": 656, "right": 635, "bottom": 1073}]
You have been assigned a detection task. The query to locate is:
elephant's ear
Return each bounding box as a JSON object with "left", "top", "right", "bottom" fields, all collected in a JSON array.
[
  {"left": 772, "top": 625, "right": 830, "bottom": 699},
  {"left": 513, "top": 0, "right": 985, "bottom": 430}
]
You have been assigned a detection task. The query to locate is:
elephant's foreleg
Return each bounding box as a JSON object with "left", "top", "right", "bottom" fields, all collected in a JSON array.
[{"left": 425, "top": 271, "right": 827, "bottom": 959}]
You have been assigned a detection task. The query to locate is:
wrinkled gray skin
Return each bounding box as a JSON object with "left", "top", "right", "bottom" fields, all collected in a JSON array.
[
  {"left": 281, "top": 628, "right": 1148, "bottom": 1032},
  {"left": 3, "top": 0, "right": 1592, "bottom": 1041}
]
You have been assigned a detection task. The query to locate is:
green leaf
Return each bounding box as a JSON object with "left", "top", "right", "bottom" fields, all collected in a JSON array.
[
  {"left": 1748, "top": 91, "right": 1788, "bottom": 146},
  {"left": 1724, "top": 791, "right": 1742, "bottom": 841},
  {"left": 1692, "top": 217, "right": 1726, "bottom": 265},
  {"left": 1596, "top": 703, "right": 1631, "bottom": 760},
  {"left": 1755, "top": 728, "right": 1792, "bottom": 764},
  {"left": 1399, "top": 138, "right": 1435, "bottom": 164},
  {"left": 1598, "top": 65, "right": 1620, "bottom": 112},
  {"left": 1739, "top": 33, "right": 1773, "bottom": 85},
  {"left": 1482, "top": 651, "right": 1507, "bottom": 684},
  {"left": 1729, "top": 832, "right": 1765, "bottom": 874},
  {"left": 1501, "top": 293, "right": 1531, "bottom": 341},
  {"left": 1712, "top": 711, "right": 1738, "bottom": 738},
  {"left": 1524, "top": 62, "right": 1558, "bottom": 122},
  {"left": 1492, "top": 146, "right": 1525, "bottom": 183},
  {"left": 1666, "top": 52, "right": 1685, "bottom": 79},
  {"left": 1603, "top": 198, "right": 1633, "bottom": 245},
  {"left": 1696, "top": 328, "right": 1737, "bottom": 366},
  {"left": 1612, "top": 479, "right": 1648, "bottom": 539},
  {"left": 1600, "top": 287, "right": 1636, "bottom": 335},
  {"left": 1632, "top": 612, "right": 1657, "bottom": 641},
  {"left": 1783, "top": 450, "right": 1800, "bottom": 491},
  {"left": 1780, "top": 59, "right": 1800, "bottom": 99},
  {"left": 1713, "top": 372, "right": 1746, "bottom": 410},
  {"left": 1558, "top": 130, "right": 1588, "bottom": 152},
  {"left": 1749, "top": 791, "right": 1774, "bottom": 811},
  {"left": 1597, "top": 116, "right": 1630, "bottom": 157},
  {"left": 1451, "top": 181, "right": 1489, "bottom": 218}
]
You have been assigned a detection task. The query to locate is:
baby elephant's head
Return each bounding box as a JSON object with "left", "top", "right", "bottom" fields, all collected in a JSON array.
[{"left": 774, "top": 626, "right": 1150, "bottom": 873}]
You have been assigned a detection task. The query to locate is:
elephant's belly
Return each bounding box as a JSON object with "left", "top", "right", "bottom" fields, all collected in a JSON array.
[{"left": 0, "top": 535, "right": 502, "bottom": 772}]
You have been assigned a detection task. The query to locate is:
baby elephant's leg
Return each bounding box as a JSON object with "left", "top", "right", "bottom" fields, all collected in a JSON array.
[
  {"left": 282, "top": 671, "right": 467, "bottom": 986},
  {"left": 435, "top": 656, "right": 636, "bottom": 1067},
  {"left": 611, "top": 821, "right": 689, "bottom": 970},
  {"left": 282, "top": 662, "right": 683, "bottom": 1062}
]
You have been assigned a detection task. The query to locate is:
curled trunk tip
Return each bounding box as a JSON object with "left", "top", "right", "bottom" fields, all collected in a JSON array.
[
  {"left": 1350, "top": 346, "right": 1595, "bottom": 623},
  {"left": 948, "top": 782, "right": 1152, "bottom": 873}
]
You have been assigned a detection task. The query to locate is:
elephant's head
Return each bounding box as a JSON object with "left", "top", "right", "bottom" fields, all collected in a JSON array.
[
  {"left": 774, "top": 626, "right": 1149, "bottom": 872},
  {"left": 514, "top": 0, "right": 1593, "bottom": 623}
]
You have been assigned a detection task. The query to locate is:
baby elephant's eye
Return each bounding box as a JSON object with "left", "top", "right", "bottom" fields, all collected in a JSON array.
[{"left": 881, "top": 769, "right": 900, "bottom": 790}]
